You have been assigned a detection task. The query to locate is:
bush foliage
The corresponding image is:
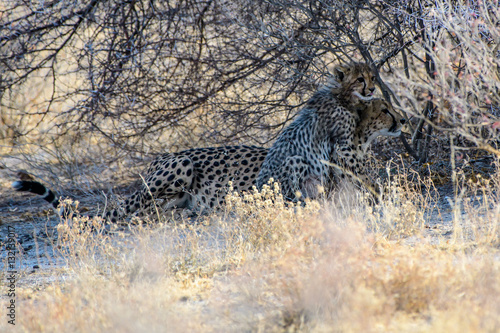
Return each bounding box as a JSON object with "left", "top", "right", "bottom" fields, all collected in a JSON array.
[{"left": 1, "top": 0, "right": 499, "bottom": 162}]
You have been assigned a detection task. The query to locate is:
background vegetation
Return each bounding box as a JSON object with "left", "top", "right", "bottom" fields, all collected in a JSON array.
[{"left": 2, "top": 0, "right": 499, "bottom": 167}]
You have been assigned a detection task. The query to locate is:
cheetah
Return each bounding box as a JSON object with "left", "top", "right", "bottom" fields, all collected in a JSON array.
[
  {"left": 13, "top": 145, "right": 267, "bottom": 223},
  {"left": 12, "top": 63, "right": 402, "bottom": 221},
  {"left": 13, "top": 97, "right": 402, "bottom": 222},
  {"left": 256, "top": 62, "right": 405, "bottom": 200},
  {"left": 327, "top": 98, "right": 405, "bottom": 194}
]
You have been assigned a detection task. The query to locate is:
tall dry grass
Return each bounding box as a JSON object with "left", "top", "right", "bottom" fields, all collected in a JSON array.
[{"left": 2, "top": 165, "right": 500, "bottom": 332}]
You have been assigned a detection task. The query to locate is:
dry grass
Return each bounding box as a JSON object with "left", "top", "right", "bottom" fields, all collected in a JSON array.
[{"left": 2, "top": 167, "right": 500, "bottom": 333}]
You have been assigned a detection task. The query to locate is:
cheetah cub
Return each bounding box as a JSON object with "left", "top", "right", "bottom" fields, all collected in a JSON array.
[{"left": 256, "top": 63, "right": 403, "bottom": 200}]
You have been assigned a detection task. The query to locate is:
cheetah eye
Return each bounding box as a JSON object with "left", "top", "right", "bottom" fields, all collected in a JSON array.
[
  {"left": 371, "top": 76, "right": 376, "bottom": 81},
  {"left": 357, "top": 77, "right": 365, "bottom": 83}
]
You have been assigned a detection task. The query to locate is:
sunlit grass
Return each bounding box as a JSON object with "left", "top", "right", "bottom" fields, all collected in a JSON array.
[{"left": 2, "top": 167, "right": 500, "bottom": 332}]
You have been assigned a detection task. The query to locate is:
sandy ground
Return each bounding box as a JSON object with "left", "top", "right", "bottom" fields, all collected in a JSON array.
[{"left": 0, "top": 181, "right": 64, "bottom": 277}]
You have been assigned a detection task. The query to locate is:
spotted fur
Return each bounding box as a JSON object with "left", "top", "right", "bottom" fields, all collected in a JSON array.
[
  {"left": 327, "top": 98, "right": 405, "bottom": 193},
  {"left": 13, "top": 145, "right": 267, "bottom": 222},
  {"left": 105, "top": 145, "right": 267, "bottom": 222},
  {"left": 256, "top": 63, "right": 404, "bottom": 200}
]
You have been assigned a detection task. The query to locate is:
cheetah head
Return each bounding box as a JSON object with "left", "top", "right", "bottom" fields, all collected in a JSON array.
[
  {"left": 333, "top": 62, "right": 377, "bottom": 104},
  {"left": 357, "top": 99, "right": 406, "bottom": 152}
]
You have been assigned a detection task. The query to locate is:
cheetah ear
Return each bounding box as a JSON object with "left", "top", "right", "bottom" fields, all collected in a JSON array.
[{"left": 334, "top": 66, "right": 349, "bottom": 82}]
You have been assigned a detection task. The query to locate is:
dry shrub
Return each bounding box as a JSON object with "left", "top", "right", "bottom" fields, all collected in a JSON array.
[{"left": 388, "top": 0, "right": 500, "bottom": 156}]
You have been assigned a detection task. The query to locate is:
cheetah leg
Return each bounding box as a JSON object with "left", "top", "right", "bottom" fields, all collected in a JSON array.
[
  {"left": 281, "top": 156, "right": 324, "bottom": 201},
  {"left": 106, "top": 155, "right": 195, "bottom": 223},
  {"left": 332, "top": 145, "right": 376, "bottom": 194}
]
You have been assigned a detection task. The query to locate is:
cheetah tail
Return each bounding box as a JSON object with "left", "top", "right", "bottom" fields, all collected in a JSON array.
[{"left": 12, "top": 180, "right": 60, "bottom": 209}]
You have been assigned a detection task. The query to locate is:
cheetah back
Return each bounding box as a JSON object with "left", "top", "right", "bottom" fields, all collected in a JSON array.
[{"left": 109, "top": 145, "right": 268, "bottom": 222}]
